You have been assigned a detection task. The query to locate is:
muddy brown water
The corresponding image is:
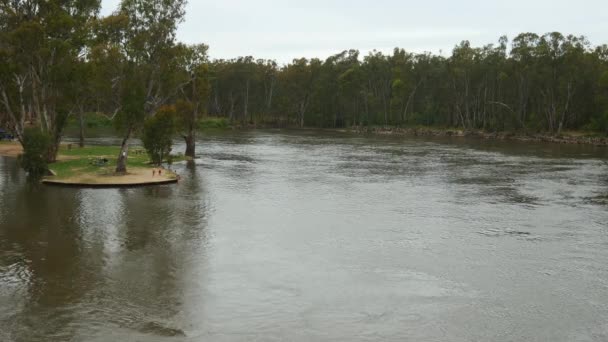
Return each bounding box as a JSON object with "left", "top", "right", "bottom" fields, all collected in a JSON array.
[{"left": 1, "top": 130, "right": 608, "bottom": 341}]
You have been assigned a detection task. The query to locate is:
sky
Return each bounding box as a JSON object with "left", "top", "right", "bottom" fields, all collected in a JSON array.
[{"left": 101, "top": 0, "right": 608, "bottom": 64}]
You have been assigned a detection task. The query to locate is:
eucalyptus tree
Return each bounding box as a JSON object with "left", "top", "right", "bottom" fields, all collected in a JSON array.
[
  {"left": 361, "top": 51, "right": 393, "bottom": 126},
  {"left": 594, "top": 46, "right": 608, "bottom": 133},
  {"left": 113, "top": 0, "right": 188, "bottom": 173},
  {"left": 0, "top": 0, "right": 101, "bottom": 161},
  {"left": 209, "top": 59, "right": 241, "bottom": 121},
  {"left": 597, "top": 69, "right": 608, "bottom": 133},
  {"left": 389, "top": 48, "right": 417, "bottom": 125},
  {"left": 175, "top": 43, "right": 211, "bottom": 158},
  {"left": 315, "top": 50, "right": 360, "bottom": 127},
  {"left": 88, "top": 13, "right": 129, "bottom": 117},
  {"left": 259, "top": 60, "right": 279, "bottom": 123},
  {"left": 338, "top": 62, "right": 364, "bottom": 126},
  {"left": 279, "top": 58, "right": 322, "bottom": 127},
  {"left": 533, "top": 33, "right": 591, "bottom": 134},
  {"left": 509, "top": 33, "right": 541, "bottom": 129}
]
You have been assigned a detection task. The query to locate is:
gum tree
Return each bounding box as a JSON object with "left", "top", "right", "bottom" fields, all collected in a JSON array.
[
  {"left": 113, "top": 0, "right": 187, "bottom": 173},
  {"left": 0, "top": 0, "right": 101, "bottom": 162}
]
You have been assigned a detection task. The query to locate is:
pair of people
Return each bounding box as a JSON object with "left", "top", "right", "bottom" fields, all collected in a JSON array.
[{"left": 152, "top": 169, "right": 163, "bottom": 177}]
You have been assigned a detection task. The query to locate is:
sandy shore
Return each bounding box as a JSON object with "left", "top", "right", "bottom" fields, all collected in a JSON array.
[
  {"left": 42, "top": 167, "right": 178, "bottom": 187},
  {"left": 0, "top": 142, "right": 23, "bottom": 157}
]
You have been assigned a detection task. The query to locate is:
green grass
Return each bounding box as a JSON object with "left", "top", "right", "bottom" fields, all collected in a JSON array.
[
  {"left": 198, "top": 117, "right": 230, "bottom": 130},
  {"left": 49, "top": 145, "right": 183, "bottom": 179},
  {"left": 66, "top": 112, "right": 113, "bottom": 129}
]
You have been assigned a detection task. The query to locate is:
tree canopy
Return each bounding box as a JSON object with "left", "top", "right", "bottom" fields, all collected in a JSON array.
[
  {"left": 206, "top": 34, "right": 608, "bottom": 134},
  {"left": 2, "top": 0, "right": 608, "bottom": 174}
]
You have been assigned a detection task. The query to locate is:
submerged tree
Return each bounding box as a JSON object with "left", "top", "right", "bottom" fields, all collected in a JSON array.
[{"left": 175, "top": 44, "right": 211, "bottom": 158}]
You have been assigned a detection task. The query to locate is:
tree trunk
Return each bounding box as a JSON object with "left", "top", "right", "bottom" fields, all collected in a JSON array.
[
  {"left": 266, "top": 78, "right": 275, "bottom": 112},
  {"left": 244, "top": 79, "right": 250, "bottom": 123},
  {"left": 78, "top": 111, "right": 85, "bottom": 148},
  {"left": 184, "top": 131, "right": 196, "bottom": 159},
  {"left": 115, "top": 127, "right": 132, "bottom": 173},
  {"left": 228, "top": 92, "right": 235, "bottom": 121},
  {"left": 403, "top": 81, "right": 421, "bottom": 124},
  {"left": 1, "top": 89, "right": 25, "bottom": 144},
  {"left": 46, "top": 132, "right": 62, "bottom": 163}
]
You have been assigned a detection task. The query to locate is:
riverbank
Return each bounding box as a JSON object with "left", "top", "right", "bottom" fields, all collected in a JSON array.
[
  {"left": 0, "top": 142, "right": 24, "bottom": 158},
  {"left": 42, "top": 167, "right": 178, "bottom": 187},
  {"left": 196, "top": 120, "right": 608, "bottom": 147},
  {"left": 0, "top": 142, "right": 179, "bottom": 187},
  {"left": 343, "top": 126, "right": 608, "bottom": 146}
]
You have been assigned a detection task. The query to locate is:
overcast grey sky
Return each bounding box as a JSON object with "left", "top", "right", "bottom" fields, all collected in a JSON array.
[{"left": 101, "top": 0, "right": 608, "bottom": 64}]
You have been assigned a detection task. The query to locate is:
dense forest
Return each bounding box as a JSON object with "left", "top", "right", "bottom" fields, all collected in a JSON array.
[
  {"left": 209, "top": 38, "right": 608, "bottom": 134},
  {"left": 1, "top": 0, "right": 608, "bottom": 166}
]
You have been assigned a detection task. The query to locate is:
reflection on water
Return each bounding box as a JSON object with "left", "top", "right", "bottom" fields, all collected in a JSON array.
[{"left": 1, "top": 131, "right": 608, "bottom": 341}]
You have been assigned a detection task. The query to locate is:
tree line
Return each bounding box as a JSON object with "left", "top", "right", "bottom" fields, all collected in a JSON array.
[
  {"left": 210, "top": 35, "right": 608, "bottom": 135},
  {"left": 1, "top": 0, "right": 608, "bottom": 174}
]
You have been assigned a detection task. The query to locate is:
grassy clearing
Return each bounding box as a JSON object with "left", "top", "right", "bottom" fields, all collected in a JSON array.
[
  {"left": 49, "top": 145, "right": 182, "bottom": 180},
  {"left": 198, "top": 117, "right": 230, "bottom": 130}
]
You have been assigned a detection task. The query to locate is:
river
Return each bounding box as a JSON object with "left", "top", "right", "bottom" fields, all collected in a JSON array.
[{"left": 1, "top": 130, "right": 608, "bottom": 341}]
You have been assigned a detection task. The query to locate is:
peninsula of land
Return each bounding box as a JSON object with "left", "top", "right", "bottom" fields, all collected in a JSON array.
[{"left": 0, "top": 142, "right": 179, "bottom": 187}]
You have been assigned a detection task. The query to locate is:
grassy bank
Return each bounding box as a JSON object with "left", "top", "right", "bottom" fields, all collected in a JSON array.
[
  {"left": 48, "top": 145, "right": 183, "bottom": 185},
  {"left": 50, "top": 146, "right": 150, "bottom": 179}
]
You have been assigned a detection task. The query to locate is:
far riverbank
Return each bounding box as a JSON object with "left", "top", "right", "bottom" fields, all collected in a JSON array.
[{"left": 330, "top": 126, "right": 608, "bottom": 147}]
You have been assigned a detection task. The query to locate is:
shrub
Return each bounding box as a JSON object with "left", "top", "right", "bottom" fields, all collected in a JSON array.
[
  {"left": 18, "top": 128, "right": 51, "bottom": 177},
  {"left": 142, "top": 106, "right": 177, "bottom": 165}
]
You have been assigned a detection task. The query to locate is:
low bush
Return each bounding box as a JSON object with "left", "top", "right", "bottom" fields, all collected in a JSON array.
[{"left": 18, "top": 128, "right": 50, "bottom": 177}]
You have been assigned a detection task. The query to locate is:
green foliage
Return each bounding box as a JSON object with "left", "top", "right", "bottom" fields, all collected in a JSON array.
[
  {"left": 589, "top": 112, "right": 608, "bottom": 134},
  {"left": 3, "top": 0, "right": 608, "bottom": 140},
  {"left": 18, "top": 129, "right": 51, "bottom": 178},
  {"left": 0, "top": 0, "right": 101, "bottom": 160},
  {"left": 114, "top": 67, "right": 147, "bottom": 134},
  {"left": 67, "top": 113, "right": 113, "bottom": 128},
  {"left": 142, "top": 106, "right": 177, "bottom": 165},
  {"left": 198, "top": 117, "right": 230, "bottom": 130},
  {"left": 204, "top": 34, "right": 608, "bottom": 133}
]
